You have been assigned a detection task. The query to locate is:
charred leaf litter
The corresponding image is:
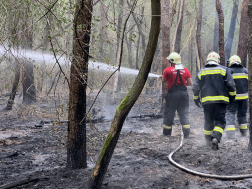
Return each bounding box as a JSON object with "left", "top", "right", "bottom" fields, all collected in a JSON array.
[{"left": 1, "top": 88, "right": 252, "bottom": 189}]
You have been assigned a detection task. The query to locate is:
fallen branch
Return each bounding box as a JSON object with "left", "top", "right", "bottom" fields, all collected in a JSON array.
[{"left": 0, "top": 177, "right": 49, "bottom": 189}]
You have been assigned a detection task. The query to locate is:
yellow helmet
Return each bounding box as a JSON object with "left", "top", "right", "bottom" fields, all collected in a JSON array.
[
  {"left": 166, "top": 52, "right": 181, "bottom": 64},
  {"left": 229, "top": 55, "right": 241, "bottom": 66},
  {"left": 207, "top": 52, "right": 220, "bottom": 63}
]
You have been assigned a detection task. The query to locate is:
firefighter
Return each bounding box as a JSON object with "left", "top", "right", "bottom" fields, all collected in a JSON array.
[
  {"left": 162, "top": 52, "right": 193, "bottom": 138},
  {"left": 193, "top": 52, "right": 236, "bottom": 150},
  {"left": 226, "top": 55, "right": 248, "bottom": 138}
]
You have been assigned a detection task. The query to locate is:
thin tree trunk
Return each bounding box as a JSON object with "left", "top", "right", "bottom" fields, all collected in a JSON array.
[
  {"left": 135, "top": 33, "right": 140, "bottom": 70},
  {"left": 23, "top": 61, "right": 36, "bottom": 104},
  {"left": 238, "top": 0, "right": 249, "bottom": 67},
  {"left": 112, "top": 48, "right": 121, "bottom": 103},
  {"left": 216, "top": 0, "right": 225, "bottom": 66},
  {"left": 6, "top": 61, "right": 20, "bottom": 110},
  {"left": 175, "top": 0, "right": 184, "bottom": 53},
  {"left": 161, "top": 0, "right": 170, "bottom": 112},
  {"left": 247, "top": 0, "right": 252, "bottom": 151},
  {"left": 225, "top": 0, "right": 239, "bottom": 63},
  {"left": 67, "top": 0, "right": 93, "bottom": 169},
  {"left": 196, "top": 0, "right": 206, "bottom": 66},
  {"left": 213, "top": 12, "right": 219, "bottom": 53},
  {"left": 99, "top": 0, "right": 107, "bottom": 50},
  {"left": 115, "top": 0, "right": 124, "bottom": 59},
  {"left": 131, "top": 6, "right": 146, "bottom": 52},
  {"left": 126, "top": 29, "right": 134, "bottom": 68},
  {"left": 112, "top": 0, "right": 124, "bottom": 101},
  {"left": 22, "top": 7, "right": 36, "bottom": 104},
  {"left": 172, "top": 0, "right": 183, "bottom": 52},
  {"left": 89, "top": 0, "right": 161, "bottom": 187}
]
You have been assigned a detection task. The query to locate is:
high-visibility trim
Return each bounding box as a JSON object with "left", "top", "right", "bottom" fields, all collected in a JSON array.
[
  {"left": 213, "top": 126, "right": 223, "bottom": 134},
  {"left": 193, "top": 95, "right": 199, "bottom": 100},
  {"left": 226, "top": 125, "right": 235, "bottom": 131},
  {"left": 163, "top": 124, "right": 172, "bottom": 130},
  {"left": 202, "top": 96, "right": 229, "bottom": 103},
  {"left": 232, "top": 73, "right": 248, "bottom": 79},
  {"left": 183, "top": 125, "right": 190, "bottom": 129},
  {"left": 204, "top": 130, "right": 213, "bottom": 135},
  {"left": 226, "top": 128, "right": 235, "bottom": 131},
  {"left": 229, "top": 91, "right": 236, "bottom": 96},
  {"left": 198, "top": 68, "right": 226, "bottom": 80},
  {"left": 239, "top": 124, "right": 247, "bottom": 130},
  {"left": 235, "top": 93, "right": 248, "bottom": 100}
]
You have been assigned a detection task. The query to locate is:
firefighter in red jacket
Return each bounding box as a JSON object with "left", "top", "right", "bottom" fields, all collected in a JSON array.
[
  {"left": 193, "top": 52, "right": 236, "bottom": 150},
  {"left": 162, "top": 52, "right": 193, "bottom": 138}
]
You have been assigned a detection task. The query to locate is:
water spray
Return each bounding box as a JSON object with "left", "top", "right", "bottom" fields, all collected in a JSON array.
[{"left": 168, "top": 127, "right": 252, "bottom": 179}]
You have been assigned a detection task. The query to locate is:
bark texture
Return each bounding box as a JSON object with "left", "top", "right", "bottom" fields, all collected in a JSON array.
[
  {"left": 196, "top": 0, "right": 205, "bottom": 66},
  {"left": 213, "top": 12, "right": 219, "bottom": 53},
  {"left": 216, "top": 0, "right": 225, "bottom": 66},
  {"left": 161, "top": 0, "right": 170, "bottom": 95},
  {"left": 89, "top": 0, "right": 161, "bottom": 188},
  {"left": 248, "top": 0, "right": 252, "bottom": 151},
  {"left": 225, "top": 0, "right": 239, "bottom": 63},
  {"left": 67, "top": 0, "right": 93, "bottom": 169},
  {"left": 238, "top": 0, "right": 249, "bottom": 67},
  {"left": 174, "top": 0, "right": 184, "bottom": 53}
]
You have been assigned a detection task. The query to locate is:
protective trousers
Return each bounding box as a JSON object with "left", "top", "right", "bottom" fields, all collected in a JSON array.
[
  {"left": 226, "top": 99, "right": 248, "bottom": 138},
  {"left": 163, "top": 91, "right": 190, "bottom": 137},
  {"left": 203, "top": 103, "right": 226, "bottom": 143}
]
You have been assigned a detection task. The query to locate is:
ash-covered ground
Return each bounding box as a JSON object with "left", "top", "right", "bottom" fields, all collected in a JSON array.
[{"left": 1, "top": 89, "right": 252, "bottom": 189}]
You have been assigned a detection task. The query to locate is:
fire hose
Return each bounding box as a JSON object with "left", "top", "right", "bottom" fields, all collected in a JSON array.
[{"left": 168, "top": 127, "right": 252, "bottom": 179}]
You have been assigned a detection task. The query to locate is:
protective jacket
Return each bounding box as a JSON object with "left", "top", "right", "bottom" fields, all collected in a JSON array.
[
  {"left": 229, "top": 64, "right": 248, "bottom": 100},
  {"left": 193, "top": 64, "right": 236, "bottom": 106}
]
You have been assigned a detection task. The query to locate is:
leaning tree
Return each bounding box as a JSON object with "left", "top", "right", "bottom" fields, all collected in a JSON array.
[{"left": 89, "top": 0, "right": 161, "bottom": 188}]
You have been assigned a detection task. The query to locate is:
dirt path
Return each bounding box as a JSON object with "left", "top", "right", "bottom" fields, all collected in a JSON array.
[{"left": 1, "top": 93, "right": 252, "bottom": 189}]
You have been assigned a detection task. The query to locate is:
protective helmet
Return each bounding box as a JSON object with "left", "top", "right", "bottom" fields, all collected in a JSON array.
[
  {"left": 206, "top": 52, "right": 220, "bottom": 63},
  {"left": 228, "top": 55, "right": 241, "bottom": 66},
  {"left": 166, "top": 52, "right": 181, "bottom": 64}
]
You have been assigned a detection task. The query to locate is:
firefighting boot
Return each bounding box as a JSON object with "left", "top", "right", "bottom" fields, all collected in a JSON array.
[{"left": 212, "top": 138, "right": 219, "bottom": 151}]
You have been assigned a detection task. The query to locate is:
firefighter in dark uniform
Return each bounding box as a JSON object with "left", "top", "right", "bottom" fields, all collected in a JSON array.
[
  {"left": 226, "top": 55, "right": 248, "bottom": 138},
  {"left": 193, "top": 52, "right": 236, "bottom": 150},
  {"left": 162, "top": 52, "right": 193, "bottom": 138}
]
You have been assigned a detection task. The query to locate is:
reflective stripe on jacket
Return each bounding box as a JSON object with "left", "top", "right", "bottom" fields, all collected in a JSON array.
[
  {"left": 229, "top": 64, "right": 248, "bottom": 100},
  {"left": 193, "top": 64, "right": 236, "bottom": 105}
]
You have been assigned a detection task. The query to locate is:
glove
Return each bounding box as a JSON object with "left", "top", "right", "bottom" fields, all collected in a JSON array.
[
  {"left": 194, "top": 98, "right": 202, "bottom": 108},
  {"left": 229, "top": 95, "right": 235, "bottom": 104}
]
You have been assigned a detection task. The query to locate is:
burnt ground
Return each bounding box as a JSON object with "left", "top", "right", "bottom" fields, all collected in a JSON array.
[{"left": 1, "top": 89, "right": 252, "bottom": 189}]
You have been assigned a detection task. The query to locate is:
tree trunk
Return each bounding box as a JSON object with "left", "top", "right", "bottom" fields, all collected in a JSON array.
[
  {"left": 99, "top": 0, "right": 107, "bottom": 50},
  {"left": 216, "top": 0, "right": 225, "bottom": 66},
  {"left": 22, "top": 7, "right": 36, "bottom": 104},
  {"left": 135, "top": 33, "right": 140, "bottom": 70},
  {"left": 115, "top": 0, "right": 124, "bottom": 60},
  {"left": 132, "top": 6, "right": 146, "bottom": 53},
  {"left": 172, "top": 0, "right": 184, "bottom": 52},
  {"left": 175, "top": 0, "right": 184, "bottom": 53},
  {"left": 247, "top": 0, "right": 252, "bottom": 151},
  {"left": 196, "top": 0, "right": 206, "bottom": 66},
  {"left": 161, "top": 0, "right": 170, "bottom": 112},
  {"left": 112, "top": 0, "right": 124, "bottom": 101},
  {"left": 89, "top": 0, "right": 161, "bottom": 187},
  {"left": 225, "top": 0, "right": 239, "bottom": 63},
  {"left": 6, "top": 61, "right": 20, "bottom": 110},
  {"left": 238, "top": 0, "right": 249, "bottom": 67},
  {"left": 126, "top": 29, "right": 134, "bottom": 68},
  {"left": 213, "top": 12, "right": 219, "bottom": 53},
  {"left": 67, "top": 0, "right": 93, "bottom": 169},
  {"left": 23, "top": 61, "right": 36, "bottom": 104}
]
